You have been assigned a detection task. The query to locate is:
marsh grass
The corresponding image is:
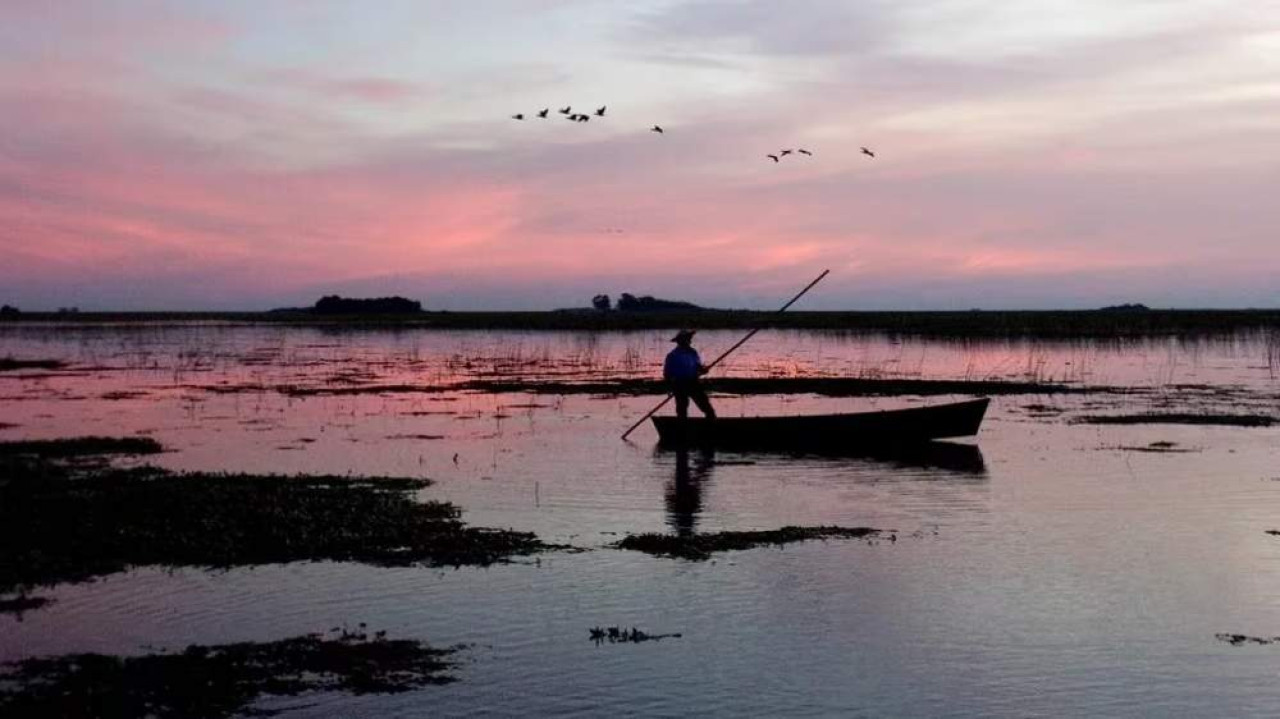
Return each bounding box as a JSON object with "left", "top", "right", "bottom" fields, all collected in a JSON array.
[
  {"left": 0, "top": 436, "right": 163, "bottom": 459},
  {"left": 615, "top": 526, "right": 887, "bottom": 561},
  {"left": 0, "top": 628, "right": 459, "bottom": 718},
  {"left": 0, "top": 451, "right": 551, "bottom": 593},
  {"left": 0, "top": 595, "right": 52, "bottom": 616},
  {"left": 0, "top": 358, "right": 66, "bottom": 372},
  {"left": 8, "top": 309, "right": 1280, "bottom": 338},
  {"left": 1073, "top": 413, "right": 1275, "bottom": 427},
  {"left": 1268, "top": 329, "right": 1279, "bottom": 380},
  {"left": 462, "top": 376, "right": 1089, "bottom": 397}
]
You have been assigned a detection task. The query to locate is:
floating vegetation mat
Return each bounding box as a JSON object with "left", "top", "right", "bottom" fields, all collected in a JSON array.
[
  {"left": 615, "top": 526, "right": 888, "bottom": 561},
  {"left": 1215, "top": 633, "right": 1280, "bottom": 646},
  {"left": 1073, "top": 413, "right": 1276, "bottom": 427},
  {"left": 0, "top": 358, "right": 66, "bottom": 372},
  {"left": 589, "top": 626, "right": 682, "bottom": 644},
  {"left": 0, "top": 443, "right": 553, "bottom": 593},
  {"left": 0, "top": 629, "right": 459, "bottom": 718},
  {"left": 1108, "top": 441, "right": 1199, "bottom": 453},
  {"left": 0, "top": 595, "right": 52, "bottom": 616},
  {"left": 0, "top": 436, "right": 164, "bottom": 459}
]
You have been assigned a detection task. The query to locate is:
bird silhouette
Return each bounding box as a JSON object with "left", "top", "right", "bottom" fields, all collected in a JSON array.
[
  {"left": 766, "top": 154, "right": 780, "bottom": 162},
  {"left": 576, "top": 114, "right": 590, "bottom": 122},
  {"left": 861, "top": 147, "right": 875, "bottom": 158},
  {"left": 537, "top": 108, "right": 549, "bottom": 118},
  {"left": 595, "top": 105, "right": 607, "bottom": 117},
  {"left": 798, "top": 149, "right": 813, "bottom": 156},
  {"left": 651, "top": 125, "right": 664, "bottom": 133},
  {"left": 512, "top": 113, "right": 525, "bottom": 120},
  {"left": 559, "top": 106, "right": 572, "bottom": 115},
  {"left": 780, "top": 149, "right": 793, "bottom": 156}
]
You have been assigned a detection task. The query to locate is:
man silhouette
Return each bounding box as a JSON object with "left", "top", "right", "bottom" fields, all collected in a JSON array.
[{"left": 664, "top": 330, "right": 716, "bottom": 420}]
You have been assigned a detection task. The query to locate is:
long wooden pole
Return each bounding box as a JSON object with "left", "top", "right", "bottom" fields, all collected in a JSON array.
[{"left": 620, "top": 269, "right": 830, "bottom": 440}]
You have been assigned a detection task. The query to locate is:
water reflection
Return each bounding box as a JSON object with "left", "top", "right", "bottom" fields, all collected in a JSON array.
[
  {"left": 659, "top": 441, "right": 986, "bottom": 535},
  {"left": 789, "top": 441, "right": 988, "bottom": 476},
  {"left": 665, "top": 447, "right": 715, "bottom": 536}
]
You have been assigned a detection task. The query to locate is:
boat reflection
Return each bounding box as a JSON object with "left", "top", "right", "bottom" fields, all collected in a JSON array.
[
  {"left": 661, "top": 441, "right": 986, "bottom": 534},
  {"left": 778, "top": 441, "right": 989, "bottom": 475}
]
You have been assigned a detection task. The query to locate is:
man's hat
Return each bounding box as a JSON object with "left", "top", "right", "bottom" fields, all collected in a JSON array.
[{"left": 670, "top": 329, "right": 696, "bottom": 343}]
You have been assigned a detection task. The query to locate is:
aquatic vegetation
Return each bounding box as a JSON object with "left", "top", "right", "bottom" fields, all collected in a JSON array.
[
  {"left": 1109, "top": 441, "right": 1198, "bottom": 453},
  {"left": 615, "top": 526, "right": 888, "bottom": 561},
  {"left": 12, "top": 309, "right": 1280, "bottom": 338},
  {"left": 0, "top": 358, "right": 66, "bottom": 372},
  {"left": 1074, "top": 413, "right": 1275, "bottom": 427},
  {"left": 588, "top": 626, "right": 682, "bottom": 644},
  {"left": 0, "top": 451, "right": 552, "bottom": 593},
  {"left": 0, "top": 628, "right": 459, "bottom": 718},
  {"left": 1215, "top": 633, "right": 1280, "bottom": 646},
  {"left": 461, "top": 376, "right": 1089, "bottom": 398},
  {"left": 0, "top": 436, "right": 164, "bottom": 459},
  {"left": 0, "top": 595, "right": 52, "bottom": 616}
]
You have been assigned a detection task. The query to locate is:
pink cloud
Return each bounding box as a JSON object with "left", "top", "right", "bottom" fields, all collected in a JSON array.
[
  {"left": 2, "top": 2, "right": 1278, "bottom": 311},
  {"left": 253, "top": 69, "right": 425, "bottom": 104}
]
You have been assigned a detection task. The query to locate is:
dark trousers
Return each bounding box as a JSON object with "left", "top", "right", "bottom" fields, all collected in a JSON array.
[{"left": 670, "top": 380, "right": 716, "bottom": 419}]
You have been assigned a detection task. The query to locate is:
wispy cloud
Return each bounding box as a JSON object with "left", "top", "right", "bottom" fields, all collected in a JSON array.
[{"left": 0, "top": 0, "right": 1276, "bottom": 309}]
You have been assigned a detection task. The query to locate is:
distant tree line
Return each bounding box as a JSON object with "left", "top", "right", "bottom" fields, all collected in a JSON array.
[
  {"left": 312, "top": 295, "right": 423, "bottom": 315},
  {"left": 0, "top": 305, "right": 19, "bottom": 317},
  {"left": 590, "top": 293, "right": 702, "bottom": 312},
  {"left": 1097, "top": 303, "right": 1151, "bottom": 312}
]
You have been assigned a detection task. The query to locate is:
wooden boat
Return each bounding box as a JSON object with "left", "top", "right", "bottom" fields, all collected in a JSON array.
[{"left": 652, "top": 397, "right": 990, "bottom": 449}]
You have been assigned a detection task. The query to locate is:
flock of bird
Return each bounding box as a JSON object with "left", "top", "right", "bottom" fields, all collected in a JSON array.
[
  {"left": 512, "top": 104, "right": 664, "bottom": 133},
  {"left": 765, "top": 148, "right": 813, "bottom": 162},
  {"left": 511, "top": 104, "right": 875, "bottom": 161}
]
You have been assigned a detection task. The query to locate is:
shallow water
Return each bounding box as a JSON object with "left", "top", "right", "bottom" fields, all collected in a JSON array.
[{"left": 2, "top": 326, "right": 1280, "bottom": 717}]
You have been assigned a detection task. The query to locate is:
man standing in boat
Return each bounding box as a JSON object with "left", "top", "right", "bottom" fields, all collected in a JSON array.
[{"left": 664, "top": 330, "right": 716, "bottom": 420}]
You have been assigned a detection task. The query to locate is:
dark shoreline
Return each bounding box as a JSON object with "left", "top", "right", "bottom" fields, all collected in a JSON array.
[{"left": 3, "top": 309, "right": 1280, "bottom": 338}]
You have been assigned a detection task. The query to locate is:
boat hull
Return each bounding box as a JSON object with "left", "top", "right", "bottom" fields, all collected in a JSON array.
[{"left": 652, "top": 397, "right": 990, "bottom": 449}]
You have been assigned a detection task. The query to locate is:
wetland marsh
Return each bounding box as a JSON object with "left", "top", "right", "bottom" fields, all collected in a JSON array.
[{"left": 2, "top": 323, "right": 1280, "bottom": 716}]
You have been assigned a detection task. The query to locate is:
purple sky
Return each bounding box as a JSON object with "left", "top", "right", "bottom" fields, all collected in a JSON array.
[{"left": 2, "top": 1, "right": 1278, "bottom": 310}]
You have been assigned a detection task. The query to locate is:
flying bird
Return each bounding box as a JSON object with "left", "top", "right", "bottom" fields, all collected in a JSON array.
[
  {"left": 512, "top": 113, "right": 525, "bottom": 120},
  {"left": 651, "top": 125, "right": 664, "bottom": 133},
  {"left": 576, "top": 114, "right": 590, "bottom": 122},
  {"left": 595, "top": 105, "right": 607, "bottom": 117},
  {"left": 861, "top": 147, "right": 875, "bottom": 158},
  {"left": 537, "top": 108, "right": 549, "bottom": 118},
  {"left": 766, "top": 154, "right": 780, "bottom": 163},
  {"left": 780, "top": 149, "right": 793, "bottom": 156},
  {"left": 559, "top": 106, "right": 572, "bottom": 114},
  {"left": 798, "top": 149, "right": 812, "bottom": 156}
]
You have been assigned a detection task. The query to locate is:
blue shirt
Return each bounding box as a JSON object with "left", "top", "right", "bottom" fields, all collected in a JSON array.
[{"left": 664, "top": 346, "right": 702, "bottom": 381}]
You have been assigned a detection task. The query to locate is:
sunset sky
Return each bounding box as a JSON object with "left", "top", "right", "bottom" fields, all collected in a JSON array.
[{"left": 3, "top": 1, "right": 1278, "bottom": 310}]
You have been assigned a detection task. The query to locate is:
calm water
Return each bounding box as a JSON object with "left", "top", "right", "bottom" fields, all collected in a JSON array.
[{"left": 2, "top": 325, "right": 1280, "bottom": 717}]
